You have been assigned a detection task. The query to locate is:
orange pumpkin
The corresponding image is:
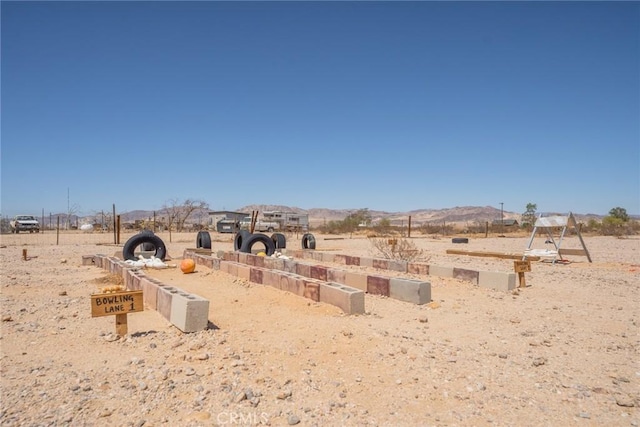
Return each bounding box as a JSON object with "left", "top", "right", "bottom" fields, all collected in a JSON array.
[{"left": 180, "top": 258, "right": 196, "bottom": 274}]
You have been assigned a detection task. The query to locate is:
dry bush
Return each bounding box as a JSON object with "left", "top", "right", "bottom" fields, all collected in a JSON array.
[{"left": 369, "top": 237, "right": 429, "bottom": 263}]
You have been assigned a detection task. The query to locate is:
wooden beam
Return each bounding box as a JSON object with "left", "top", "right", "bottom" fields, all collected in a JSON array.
[
  {"left": 446, "top": 249, "right": 541, "bottom": 261},
  {"left": 558, "top": 248, "right": 587, "bottom": 256}
]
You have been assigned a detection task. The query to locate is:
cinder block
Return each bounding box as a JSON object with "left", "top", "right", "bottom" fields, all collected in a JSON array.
[
  {"left": 236, "top": 264, "right": 251, "bottom": 281},
  {"left": 226, "top": 263, "right": 238, "bottom": 277},
  {"left": 388, "top": 260, "right": 408, "bottom": 272},
  {"left": 283, "top": 259, "right": 297, "bottom": 273},
  {"left": 250, "top": 267, "right": 264, "bottom": 284},
  {"left": 197, "top": 255, "right": 214, "bottom": 269},
  {"left": 287, "top": 250, "right": 303, "bottom": 258},
  {"left": 217, "top": 250, "right": 226, "bottom": 259},
  {"left": 344, "top": 271, "right": 368, "bottom": 292},
  {"left": 253, "top": 255, "right": 266, "bottom": 268},
  {"left": 334, "top": 254, "right": 347, "bottom": 265},
  {"left": 327, "top": 268, "right": 346, "bottom": 284},
  {"left": 453, "top": 267, "right": 479, "bottom": 284},
  {"left": 170, "top": 291, "right": 210, "bottom": 333},
  {"left": 139, "top": 276, "right": 159, "bottom": 309},
  {"left": 82, "top": 255, "right": 96, "bottom": 266},
  {"left": 303, "top": 279, "right": 320, "bottom": 302},
  {"left": 263, "top": 257, "right": 285, "bottom": 271},
  {"left": 345, "top": 255, "right": 360, "bottom": 266},
  {"left": 389, "top": 278, "right": 431, "bottom": 305},
  {"left": 429, "top": 265, "right": 454, "bottom": 278},
  {"left": 310, "top": 265, "right": 328, "bottom": 281},
  {"left": 262, "top": 269, "right": 280, "bottom": 288},
  {"left": 311, "top": 251, "right": 323, "bottom": 261},
  {"left": 372, "top": 259, "right": 389, "bottom": 270},
  {"left": 238, "top": 252, "right": 249, "bottom": 264},
  {"left": 219, "top": 261, "right": 230, "bottom": 274},
  {"left": 296, "top": 263, "right": 311, "bottom": 277},
  {"left": 126, "top": 270, "right": 143, "bottom": 291},
  {"left": 279, "top": 273, "right": 304, "bottom": 297},
  {"left": 367, "top": 275, "right": 390, "bottom": 296},
  {"left": 359, "top": 257, "right": 374, "bottom": 268},
  {"left": 210, "top": 257, "right": 221, "bottom": 270},
  {"left": 408, "top": 263, "right": 429, "bottom": 275},
  {"left": 321, "top": 252, "right": 335, "bottom": 263},
  {"left": 319, "top": 282, "right": 365, "bottom": 314},
  {"left": 225, "top": 252, "right": 239, "bottom": 262},
  {"left": 479, "top": 271, "right": 516, "bottom": 292},
  {"left": 156, "top": 285, "right": 175, "bottom": 321}
]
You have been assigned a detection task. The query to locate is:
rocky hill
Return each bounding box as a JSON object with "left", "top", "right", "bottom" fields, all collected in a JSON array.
[{"left": 45, "top": 205, "right": 605, "bottom": 229}]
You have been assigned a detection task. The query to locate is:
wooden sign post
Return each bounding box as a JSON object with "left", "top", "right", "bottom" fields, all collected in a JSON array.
[
  {"left": 513, "top": 260, "right": 531, "bottom": 288},
  {"left": 91, "top": 290, "right": 143, "bottom": 336}
]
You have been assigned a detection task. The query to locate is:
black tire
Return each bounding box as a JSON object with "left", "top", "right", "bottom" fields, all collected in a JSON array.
[
  {"left": 271, "top": 233, "right": 286, "bottom": 249},
  {"left": 301, "top": 233, "right": 316, "bottom": 250},
  {"left": 122, "top": 234, "right": 167, "bottom": 261},
  {"left": 234, "top": 230, "right": 251, "bottom": 251},
  {"left": 267, "top": 227, "right": 274, "bottom": 232},
  {"left": 452, "top": 237, "right": 469, "bottom": 244},
  {"left": 140, "top": 229, "right": 155, "bottom": 251},
  {"left": 196, "top": 231, "right": 212, "bottom": 249},
  {"left": 240, "top": 233, "right": 276, "bottom": 256}
]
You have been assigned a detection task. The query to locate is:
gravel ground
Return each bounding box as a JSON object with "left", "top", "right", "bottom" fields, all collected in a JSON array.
[{"left": 1, "top": 231, "right": 638, "bottom": 426}]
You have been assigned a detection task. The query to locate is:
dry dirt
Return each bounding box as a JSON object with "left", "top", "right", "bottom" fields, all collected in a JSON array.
[{"left": 1, "top": 231, "right": 638, "bottom": 427}]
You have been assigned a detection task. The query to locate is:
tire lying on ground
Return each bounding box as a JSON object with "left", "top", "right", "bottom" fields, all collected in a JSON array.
[
  {"left": 234, "top": 230, "right": 251, "bottom": 251},
  {"left": 452, "top": 237, "right": 469, "bottom": 244},
  {"left": 271, "top": 233, "right": 286, "bottom": 249},
  {"left": 196, "top": 231, "right": 212, "bottom": 249},
  {"left": 140, "top": 229, "right": 155, "bottom": 251},
  {"left": 240, "top": 233, "right": 276, "bottom": 256},
  {"left": 301, "top": 233, "right": 316, "bottom": 250},
  {"left": 123, "top": 233, "right": 167, "bottom": 261}
]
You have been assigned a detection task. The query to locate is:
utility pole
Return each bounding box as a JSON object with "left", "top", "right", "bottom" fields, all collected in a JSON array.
[{"left": 500, "top": 202, "right": 504, "bottom": 237}]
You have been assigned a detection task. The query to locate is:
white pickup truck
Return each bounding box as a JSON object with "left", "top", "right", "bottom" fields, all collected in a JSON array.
[
  {"left": 10, "top": 215, "right": 40, "bottom": 233},
  {"left": 239, "top": 217, "right": 280, "bottom": 232}
]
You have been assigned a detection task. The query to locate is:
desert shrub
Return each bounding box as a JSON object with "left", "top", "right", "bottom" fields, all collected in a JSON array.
[{"left": 369, "top": 237, "right": 428, "bottom": 262}]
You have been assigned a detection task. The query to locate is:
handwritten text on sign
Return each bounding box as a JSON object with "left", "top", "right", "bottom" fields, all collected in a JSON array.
[{"left": 91, "top": 290, "right": 143, "bottom": 318}]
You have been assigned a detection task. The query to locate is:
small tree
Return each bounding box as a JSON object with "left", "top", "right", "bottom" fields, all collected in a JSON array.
[
  {"left": 601, "top": 206, "right": 631, "bottom": 236},
  {"left": 521, "top": 203, "right": 537, "bottom": 229},
  {"left": 608, "top": 207, "right": 629, "bottom": 222}
]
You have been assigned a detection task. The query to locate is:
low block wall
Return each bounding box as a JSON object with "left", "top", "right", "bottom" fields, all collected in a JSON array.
[
  {"left": 83, "top": 254, "right": 209, "bottom": 333},
  {"left": 286, "top": 249, "right": 516, "bottom": 292},
  {"left": 191, "top": 250, "right": 431, "bottom": 308}
]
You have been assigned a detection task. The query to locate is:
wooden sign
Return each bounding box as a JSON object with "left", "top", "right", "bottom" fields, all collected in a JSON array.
[
  {"left": 514, "top": 260, "right": 531, "bottom": 273},
  {"left": 91, "top": 290, "right": 143, "bottom": 336},
  {"left": 513, "top": 260, "right": 531, "bottom": 288},
  {"left": 91, "top": 290, "right": 143, "bottom": 317}
]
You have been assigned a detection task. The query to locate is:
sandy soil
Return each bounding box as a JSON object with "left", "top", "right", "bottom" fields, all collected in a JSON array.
[{"left": 1, "top": 230, "right": 638, "bottom": 426}]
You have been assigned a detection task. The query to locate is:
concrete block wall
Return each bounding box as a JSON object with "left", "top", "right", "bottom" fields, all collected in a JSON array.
[
  {"left": 287, "top": 249, "right": 514, "bottom": 292},
  {"left": 185, "top": 250, "right": 365, "bottom": 314},
  {"left": 188, "top": 250, "right": 429, "bottom": 308},
  {"left": 87, "top": 254, "right": 210, "bottom": 333}
]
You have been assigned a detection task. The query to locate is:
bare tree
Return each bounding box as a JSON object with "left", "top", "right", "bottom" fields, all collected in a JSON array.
[{"left": 162, "top": 198, "right": 209, "bottom": 232}]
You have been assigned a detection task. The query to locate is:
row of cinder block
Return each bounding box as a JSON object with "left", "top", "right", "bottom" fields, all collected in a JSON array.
[
  {"left": 82, "top": 254, "right": 210, "bottom": 333},
  {"left": 218, "top": 260, "right": 365, "bottom": 314},
  {"left": 185, "top": 250, "right": 431, "bottom": 307},
  {"left": 285, "top": 249, "right": 516, "bottom": 292}
]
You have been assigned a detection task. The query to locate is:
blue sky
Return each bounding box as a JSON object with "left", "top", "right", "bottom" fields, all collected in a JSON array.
[{"left": 2, "top": 1, "right": 638, "bottom": 218}]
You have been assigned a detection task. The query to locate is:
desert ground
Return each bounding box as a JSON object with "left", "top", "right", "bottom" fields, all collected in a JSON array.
[{"left": 0, "top": 230, "right": 638, "bottom": 427}]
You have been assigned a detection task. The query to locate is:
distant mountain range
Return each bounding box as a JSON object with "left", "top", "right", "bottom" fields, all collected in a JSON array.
[{"left": 46, "top": 205, "right": 607, "bottom": 227}]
